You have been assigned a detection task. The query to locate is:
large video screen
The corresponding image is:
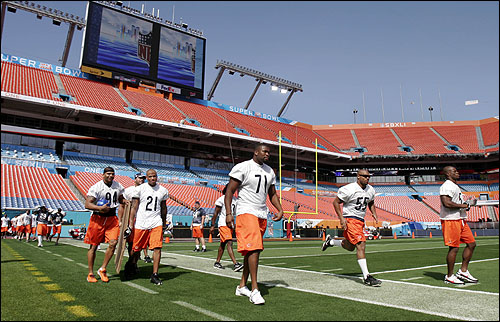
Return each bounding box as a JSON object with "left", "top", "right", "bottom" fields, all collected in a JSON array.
[{"left": 80, "top": 2, "right": 205, "bottom": 94}]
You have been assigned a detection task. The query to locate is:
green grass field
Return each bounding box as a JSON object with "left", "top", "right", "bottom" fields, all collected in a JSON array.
[{"left": 1, "top": 236, "right": 498, "bottom": 321}]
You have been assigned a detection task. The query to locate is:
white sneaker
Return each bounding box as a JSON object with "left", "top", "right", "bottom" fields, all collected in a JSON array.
[
  {"left": 456, "top": 269, "right": 478, "bottom": 283},
  {"left": 249, "top": 289, "right": 265, "bottom": 305},
  {"left": 444, "top": 274, "right": 465, "bottom": 285},
  {"left": 235, "top": 285, "right": 251, "bottom": 297}
]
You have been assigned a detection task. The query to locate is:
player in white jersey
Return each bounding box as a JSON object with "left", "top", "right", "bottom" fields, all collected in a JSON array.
[
  {"left": 439, "top": 166, "right": 478, "bottom": 285},
  {"left": 191, "top": 201, "right": 207, "bottom": 252},
  {"left": 19, "top": 210, "right": 32, "bottom": 242},
  {"left": 84, "top": 167, "right": 127, "bottom": 283},
  {"left": 322, "top": 169, "right": 382, "bottom": 287},
  {"left": 125, "top": 169, "right": 168, "bottom": 285},
  {"left": 2, "top": 212, "right": 11, "bottom": 239},
  {"left": 119, "top": 173, "right": 151, "bottom": 266},
  {"left": 225, "top": 143, "right": 284, "bottom": 305},
  {"left": 30, "top": 211, "right": 37, "bottom": 241},
  {"left": 210, "top": 184, "right": 243, "bottom": 272}
]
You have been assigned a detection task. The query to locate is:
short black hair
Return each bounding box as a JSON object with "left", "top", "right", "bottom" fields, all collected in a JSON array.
[
  {"left": 254, "top": 142, "right": 269, "bottom": 152},
  {"left": 103, "top": 166, "right": 115, "bottom": 174},
  {"left": 194, "top": 201, "right": 200, "bottom": 205}
]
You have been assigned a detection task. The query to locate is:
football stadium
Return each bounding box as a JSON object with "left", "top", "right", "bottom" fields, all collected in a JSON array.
[{"left": 1, "top": 1, "right": 499, "bottom": 321}]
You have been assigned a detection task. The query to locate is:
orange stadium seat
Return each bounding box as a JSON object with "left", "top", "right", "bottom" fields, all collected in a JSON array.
[
  {"left": 120, "top": 89, "right": 186, "bottom": 123},
  {"left": 393, "top": 127, "right": 451, "bottom": 155},
  {"left": 433, "top": 125, "right": 480, "bottom": 153},
  {"left": 480, "top": 121, "right": 499, "bottom": 147},
  {"left": 1, "top": 61, "right": 62, "bottom": 101},
  {"left": 354, "top": 128, "right": 407, "bottom": 155}
]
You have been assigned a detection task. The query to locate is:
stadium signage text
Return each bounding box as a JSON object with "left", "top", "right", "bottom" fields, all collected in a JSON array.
[
  {"left": 2, "top": 53, "right": 89, "bottom": 79},
  {"left": 381, "top": 122, "right": 408, "bottom": 128}
]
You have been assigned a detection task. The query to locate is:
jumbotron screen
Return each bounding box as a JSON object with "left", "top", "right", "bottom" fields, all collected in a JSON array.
[{"left": 80, "top": 1, "right": 205, "bottom": 96}]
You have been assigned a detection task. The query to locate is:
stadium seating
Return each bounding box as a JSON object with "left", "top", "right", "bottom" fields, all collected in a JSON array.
[
  {"left": 354, "top": 128, "right": 407, "bottom": 155},
  {"left": 65, "top": 156, "right": 136, "bottom": 172},
  {"left": 480, "top": 121, "right": 499, "bottom": 147},
  {"left": 59, "top": 75, "right": 135, "bottom": 115},
  {"left": 1, "top": 61, "right": 62, "bottom": 101},
  {"left": 2, "top": 144, "right": 60, "bottom": 163},
  {"left": 372, "top": 185, "right": 415, "bottom": 193},
  {"left": 433, "top": 125, "right": 480, "bottom": 153},
  {"left": 170, "top": 99, "right": 241, "bottom": 135},
  {"left": 392, "top": 127, "right": 450, "bottom": 155},
  {"left": 312, "top": 128, "right": 358, "bottom": 155},
  {"left": 207, "top": 106, "right": 278, "bottom": 140},
  {"left": 375, "top": 196, "right": 440, "bottom": 222},
  {"left": 459, "top": 184, "right": 490, "bottom": 192},
  {"left": 1, "top": 164, "right": 84, "bottom": 210},
  {"left": 120, "top": 89, "right": 186, "bottom": 123}
]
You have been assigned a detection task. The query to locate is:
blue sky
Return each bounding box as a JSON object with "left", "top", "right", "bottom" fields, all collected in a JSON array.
[{"left": 2, "top": 1, "right": 498, "bottom": 125}]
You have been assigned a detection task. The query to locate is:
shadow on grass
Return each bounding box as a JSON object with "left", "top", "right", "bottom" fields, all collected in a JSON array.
[
  {"left": 423, "top": 271, "right": 445, "bottom": 281},
  {"left": 1, "top": 259, "right": 30, "bottom": 264}
]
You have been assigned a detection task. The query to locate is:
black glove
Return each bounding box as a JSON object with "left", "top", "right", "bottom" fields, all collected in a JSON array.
[{"left": 123, "top": 227, "right": 132, "bottom": 239}]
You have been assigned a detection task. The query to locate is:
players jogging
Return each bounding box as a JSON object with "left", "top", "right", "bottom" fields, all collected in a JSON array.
[
  {"left": 440, "top": 166, "right": 478, "bottom": 285},
  {"left": 225, "top": 143, "right": 284, "bottom": 305},
  {"left": 322, "top": 169, "right": 382, "bottom": 287},
  {"left": 125, "top": 169, "right": 168, "bottom": 285},
  {"left": 49, "top": 208, "right": 66, "bottom": 245},
  {"left": 84, "top": 167, "right": 127, "bottom": 283},
  {"left": 35, "top": 206, "right": 50, "bottom": 247},
  {"left": 210, "top": 184, "right": 243, "bottom": 272}
]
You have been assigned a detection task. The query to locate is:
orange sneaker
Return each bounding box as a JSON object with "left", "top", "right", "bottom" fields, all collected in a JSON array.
[
  {"left": 97, "top": 267, "right": 109, "bottom": 283},
  {"left": 87, "top": 273, "right": 98, "bottom": 283}
]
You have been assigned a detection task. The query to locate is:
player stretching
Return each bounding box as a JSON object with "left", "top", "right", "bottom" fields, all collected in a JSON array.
[
  {"left": 209, "top": 184, "right": 243, "bottom": 272},
  {"left": 125, "top": 169, "right": 168, "bottom": 285},
  {"left": 440, "top": 166, "right": 478, "bottom": 285},
  {"left": 226, "top": 143, "right": 284, "bottom": 305},
  {"left": 84, "top": 167, "right": 127, "bottom": 283},
  {"left": 322, "top": 169, "right": 382, "bottom": 287}
]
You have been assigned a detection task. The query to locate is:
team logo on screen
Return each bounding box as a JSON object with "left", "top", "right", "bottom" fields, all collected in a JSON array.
[{"left": 138, "top": 31, "right": 152, "bottom": 65}]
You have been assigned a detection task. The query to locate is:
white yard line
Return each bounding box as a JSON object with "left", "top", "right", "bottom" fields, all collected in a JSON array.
[
  {"left": 172, "top": 301, "right": 235, "bottom": 321},
  {"left": 123, "top": 281, "right": 159, "bottom": 295}
]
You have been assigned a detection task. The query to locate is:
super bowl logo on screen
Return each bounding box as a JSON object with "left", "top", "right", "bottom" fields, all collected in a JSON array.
[{"left": 138, "top": 31, "right": 152, "bottom": 65}]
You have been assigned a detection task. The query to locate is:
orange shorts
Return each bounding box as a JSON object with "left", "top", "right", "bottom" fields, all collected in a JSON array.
[
  {"left": 219, "top": 226, "right": 233, "bottom": 243},
  {"left": 31, "top": 226, "right": 37, "bottom": 234},
  {"left": 53, "top": 225, "right": 62, "bottom": 234},
  {"left": 441, "top": 220, "right": 475, "bottom": 247},
  {"left": 132, "top": 226, "right": 163, "bottom": 252},
  {"left": 235, "top": 214, "right": 267, "bottom": 256},
  {"left": 84, "top": 215, "right": 119, "bottom": 246},
  {"left": 21, "top": 225, "right": 31, "bottom": 234},
  {"left": 192, "top": 226, "right": 204, "bottom": 238},
  {"left": 343, "top": 218, "right": 366, "bottom": 245},
  {"left": 1, "top": 227, "right": 7, "bottom": 233},
  {"left": 37, "top": 223, "right": 48, "bottom": 236}
]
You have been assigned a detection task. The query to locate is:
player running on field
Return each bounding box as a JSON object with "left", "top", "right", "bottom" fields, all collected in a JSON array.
[
  {"left": 125, "top": 169, "right": 168, "bottom": 285},
  {"left": 226, "top": 143, "right": 284, "bottom": 305},
  {"left": 84, "top": 167, "right": 127, "bottom": 283},
  {"left": 49, "top": 208, "right": 66, "bottom": 245},
  {"left": 35, "top": 206, "right": 50, "bottom": 247},
  {"left": 322, "top": 169, "right": 382, "bottom": 287},
  {"left": 209, "top": 184, "right": 243, "bottom": 272},
  {"left": 191, "top": 201, "right": 207, "bottom": 252},
  {"left": 1, "top": 212, "right": 10, "bottom": 239}
]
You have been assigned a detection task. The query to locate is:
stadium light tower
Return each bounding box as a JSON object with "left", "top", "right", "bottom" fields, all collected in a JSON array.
[
  {"left": 1, "top": 1, "right": 86, "bottom": 67},
  {"left": 353, "top": 109, "right": 358, "bottom": 124},
  {"left": 428, "top": 106, "right": 434, "bottom": 122},
  {"left": 207, "top": 60, "right": 303, "bottom": 116}
]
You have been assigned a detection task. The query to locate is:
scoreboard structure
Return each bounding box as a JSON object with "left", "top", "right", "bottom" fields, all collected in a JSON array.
[{"left": 79, "top": 1, "right": 206, "bottom": 99}]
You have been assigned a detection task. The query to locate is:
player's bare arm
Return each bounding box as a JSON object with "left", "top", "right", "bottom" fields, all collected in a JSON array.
[
  {"left": 161, "top": 200, "right": 167, "bottom": 227},
  {"left": 210, "top": 206, "right": 221, "bottom": 235},
  {"left": 440, "top": 195, "right": 469, "bottom": 209},
  {"left": 85, "top": 196, "right": 109, "bottom": 213},
  {"left": 332, "top": 197, "right": 347, "bottom": 230},
  {"left": 225, "top": 178, "right": 240, "bottom": 229},
  {"left": 128, "top": 198, "right": 139, "bottom": 228},
  {"left": 268, "top": 185, "right": 283, "bottom": 221},
  {"left": 368, "top": 200, "right": 378, "bottom": 224}
]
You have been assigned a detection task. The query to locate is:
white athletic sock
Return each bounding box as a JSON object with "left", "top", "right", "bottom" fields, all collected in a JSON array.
[
  {"left": 202, "top": 245, "right": 206, "bottom": 250},
  {"left": 358, "top": 258, "right": 369, "bottom": 279},
  {"left": 195, "top": 245, "right": 200, "bottom": 249},
  {"left": 330, "top": 239, "right": 343, "bottom": 247},
  {"left": 38, "top": 235, "right": 43, "bottom": 245}
]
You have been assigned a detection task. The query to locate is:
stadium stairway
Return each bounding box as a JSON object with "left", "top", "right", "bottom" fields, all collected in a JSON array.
[{"left": 64, "top": 178, "right": 87, "bottom": 204}]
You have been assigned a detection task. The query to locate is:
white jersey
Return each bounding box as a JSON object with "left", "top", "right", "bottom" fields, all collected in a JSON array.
[
  {"left": 440, "top": 180, "right": 466, "bottom": 220},
  {"left": 132, "top": 182, "right": 169, "bottom": 230},
  {"left": 336, "top": 182, "right": 376, "bottom": 221},
  {"left": 123, "top": 185, "right": 139, "bottom": 201},
  {"left": 87, "top": 180, "right": 125, "bottom": 216},
  {"left": 229, "top": 159, "right": 276, "bottom": 219},
  {"left": 20, "top": 213, "right": 31, "bottom": 226},
  {"left": 1, "top": 217, "right": 9, "bottom": 228},
  {"left": 31, "top": 214, "right": 37, "bottom": 226},
  {"left": 12, "top": 217, "right": 18, "bottom": 228},
  {"left": 214, "top": 195, "right": 237, "bottom": 227}
]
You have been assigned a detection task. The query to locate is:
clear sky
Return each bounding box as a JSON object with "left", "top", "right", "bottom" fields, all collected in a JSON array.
[{"left": 2, "top": 1, "right": 498, "bottom": 125}]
